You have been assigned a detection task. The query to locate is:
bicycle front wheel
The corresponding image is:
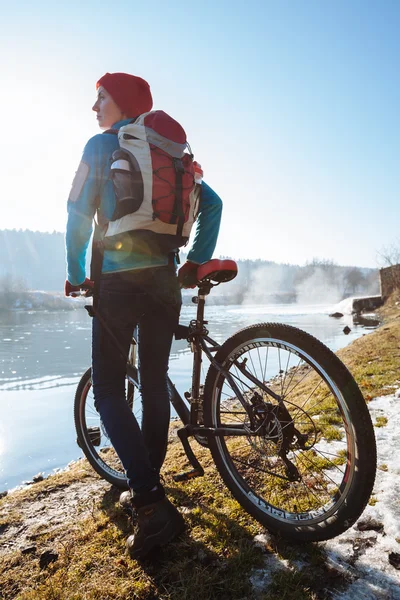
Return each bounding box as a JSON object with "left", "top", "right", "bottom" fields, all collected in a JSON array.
[
  {"left": 203, "top": 323, "right": 376, "bottom": 542},
  {"left": 74, "top": 368, "right": 135, "bottom": 489}
]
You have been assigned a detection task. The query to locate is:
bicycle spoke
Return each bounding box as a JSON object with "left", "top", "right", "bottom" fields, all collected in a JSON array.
[
  {"left": 280, "top": 350, "right": 292, "bottom": 397},
  {"left": 281, "top": 356, "right": 305, "bottom": 398},
  {"left": 293, "top": 450, "right": 342, "bottom": 490},
  {"left": 282, "top": 363, "right": 319, "bottom": 401},
  {"left": 207, "top": 327, "right": 364, "bottom": 523}
]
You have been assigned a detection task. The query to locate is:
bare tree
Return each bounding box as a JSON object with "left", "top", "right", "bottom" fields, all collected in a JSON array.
[
  {"left": 377, "top": 238, "right": 400, "bottom": 267},
  {"left": 377, "top": 239, "right": 400, "bottom": 299},
  {"left": 344, "top": 267, "right": 366, "bottom": 295}
]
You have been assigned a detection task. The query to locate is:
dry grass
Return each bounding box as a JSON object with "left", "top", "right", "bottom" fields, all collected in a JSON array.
[
  {"left": 337, "top": 292, "right": 400, "bottom": 400},
  {"left": 0, "top": 445, "right": 263, "bottom": 600},
  {"left": 1, "top": 297, "right": 399, "bottom": 599}
]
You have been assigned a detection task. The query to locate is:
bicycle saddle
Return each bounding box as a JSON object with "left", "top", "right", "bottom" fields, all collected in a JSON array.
[{"left": 196, "top": 259, "right": 238, "bottom": 284}]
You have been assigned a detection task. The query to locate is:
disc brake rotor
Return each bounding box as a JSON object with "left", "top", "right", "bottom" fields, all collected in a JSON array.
[{"left": 245, "top": 412, "right": 284, "bottom": 456}]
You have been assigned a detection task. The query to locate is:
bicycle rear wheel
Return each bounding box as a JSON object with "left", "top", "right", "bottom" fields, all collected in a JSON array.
[
  {"left": 74, "top": 368, "right": 135, "bottom": 489},
  {"left": 203, "top": 323, "right": 376, "bottom": 542}
]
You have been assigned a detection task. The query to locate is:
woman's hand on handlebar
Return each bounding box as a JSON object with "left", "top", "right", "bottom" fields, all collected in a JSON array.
[{"left": 65, "top": 278, "right": 94, "bottom": 297}]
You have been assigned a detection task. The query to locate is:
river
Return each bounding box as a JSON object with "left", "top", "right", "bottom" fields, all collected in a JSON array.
[{"left": 0, "top": 300, "right": 378, "bottom": 492}]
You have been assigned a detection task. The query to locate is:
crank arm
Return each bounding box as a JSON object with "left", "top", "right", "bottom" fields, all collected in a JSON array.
[{"left": 173, "top": 425, "right": 204, "bottom": 483}]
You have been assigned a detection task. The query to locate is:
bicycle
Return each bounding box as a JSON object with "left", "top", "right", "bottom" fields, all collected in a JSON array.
[{"left": 74, "top": 259, "right": 377, "bottom": 542}]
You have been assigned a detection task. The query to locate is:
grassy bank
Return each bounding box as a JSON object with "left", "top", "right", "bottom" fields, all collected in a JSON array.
[
  {"left": 337, "top": 292, "right": 400, "bottom": 400},
  {"left": 1, "top": 295, "right": 399, "bottom": 600}
]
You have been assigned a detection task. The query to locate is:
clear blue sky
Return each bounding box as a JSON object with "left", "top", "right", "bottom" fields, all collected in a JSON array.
[{"left": 1, "top": 0, "right": 398, "bottom": 267}]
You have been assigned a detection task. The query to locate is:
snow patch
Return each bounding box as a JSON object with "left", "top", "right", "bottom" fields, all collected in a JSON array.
[
  {"left": 250, "top": 553, "right": 291, "bottom": 590},
  {"left": 250, "top": 388, "right": 400, "bottom": 599}
]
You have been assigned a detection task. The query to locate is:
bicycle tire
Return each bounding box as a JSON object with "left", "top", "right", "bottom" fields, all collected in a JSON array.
[
  {"left": 74, "top": 368, "right": 180, "bottom": 488},
  {"left": 203, "top": 323, "right": 376, "bottom": 542},
  {"left": 74, "top": 368, "right": 132, "bottom": 489}
]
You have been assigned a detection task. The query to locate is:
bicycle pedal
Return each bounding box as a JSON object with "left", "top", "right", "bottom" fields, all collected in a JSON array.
[{"left": 173, "top": 468, "right": 204, "bottom": 483}]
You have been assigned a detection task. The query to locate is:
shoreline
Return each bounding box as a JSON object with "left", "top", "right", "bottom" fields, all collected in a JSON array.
[
  {"left": 0, "top": 290, "right": 383, "bottom": 312},
  {"left": 0, "top": 302, "right": 384, "bottom": 494}
]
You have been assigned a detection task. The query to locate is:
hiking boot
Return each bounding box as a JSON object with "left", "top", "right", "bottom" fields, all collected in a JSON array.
[{"left": 126, "top": 496, "right": 185, "bottom": 559}]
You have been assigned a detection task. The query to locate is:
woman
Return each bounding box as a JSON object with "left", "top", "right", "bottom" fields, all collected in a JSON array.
[{"left": 65, "top": 72, "right": 222, "bottom": 558}]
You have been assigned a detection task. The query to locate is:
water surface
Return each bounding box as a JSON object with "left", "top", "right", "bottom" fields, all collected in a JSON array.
[{"left": 0, "top": 302, "right": 375, "bottom": 491}]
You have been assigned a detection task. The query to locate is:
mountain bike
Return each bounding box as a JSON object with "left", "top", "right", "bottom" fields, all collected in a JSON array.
[{"left": 74, "top": 259, "right": 377, "bottom": 542}]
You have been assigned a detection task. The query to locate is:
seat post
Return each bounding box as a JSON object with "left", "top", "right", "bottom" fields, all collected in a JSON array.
[
  {"left": 196, "top": 283, "right": 212, "bottom": 325},
  {"left": 190, "top": 282, "right": 212, "bottom": 427}
]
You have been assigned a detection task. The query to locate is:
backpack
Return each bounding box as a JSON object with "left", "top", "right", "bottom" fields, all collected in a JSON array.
[{"left": 104, "top": 110, "right": 202, "bottom": 254}]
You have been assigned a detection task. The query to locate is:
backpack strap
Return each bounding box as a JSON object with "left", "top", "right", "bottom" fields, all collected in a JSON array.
[
  {"left": 173, "top": 158, "right": 185, "bottom": 238},
  {"left": 90, "top": 213, "right": 108, "bottom": 309},
  {"left": 103, "top": 117, "right": 138, "bottom": 136},
  {"left": 91, "top": 119, "right": 142, "bottom": 305}
]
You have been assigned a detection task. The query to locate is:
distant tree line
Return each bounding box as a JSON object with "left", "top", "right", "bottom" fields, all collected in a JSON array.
[
  {"left": 0, "top": 230, "right": 379, "bottom": 302},
  {"left": 0, "top": 229, "right": 70, "bottom": 292}
]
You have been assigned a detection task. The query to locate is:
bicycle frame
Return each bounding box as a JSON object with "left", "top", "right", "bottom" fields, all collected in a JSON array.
[
  {"left": 86, "top": 279, "right": 289, "bottom": 480},
  {"left": 124, "top": 282, "right": 285, "bottom": 440},
  {"left": 78, "top": 277, "right": 377, "bottom": 539}
]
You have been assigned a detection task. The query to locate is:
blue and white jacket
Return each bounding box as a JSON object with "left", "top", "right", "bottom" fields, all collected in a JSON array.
[{"left": 66, "top": 119, "right": 222, "bottom": 285}]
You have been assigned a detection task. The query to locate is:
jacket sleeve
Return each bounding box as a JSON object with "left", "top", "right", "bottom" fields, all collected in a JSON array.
[
  {"left": 186, "top": 181, "right": 223, "bottom": 264},
  {"left": 65, "top": 136, "right": 104, "bottom": 285}
]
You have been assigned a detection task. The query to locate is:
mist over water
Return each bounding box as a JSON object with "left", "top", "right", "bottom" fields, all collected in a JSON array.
[
  {"left": 296, "top": 268, "right": 345, "bottom": 305},
  {"left": 0, "top": 301, "right": 377, "bottom": 491},
  {"left": 242, "top": 264, "right": 292, "bottom": 304},
  {"left": 236, "top": 263, "right": 380, "bottom": 306}
]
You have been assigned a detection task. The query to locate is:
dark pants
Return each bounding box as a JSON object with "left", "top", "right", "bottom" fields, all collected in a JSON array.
[{"left": 91, "top": 267, "right": 181, "bottom": 493}]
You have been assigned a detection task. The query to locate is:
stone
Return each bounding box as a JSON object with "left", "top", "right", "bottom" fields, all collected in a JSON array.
[
  {"left": 356, "top": 518, "right": 384, "bottom": 533},
  {"left": 329, "top": 312, "right": 344, "bottom": 318},
  {"left": 0, "top": 523, "right": 9, "bottom": 535},
  {"left": 343, "top": 326, "right": 351, "bottom": 335},
  {"left": 388, "top": 552, "right": 400, "bottom": 570},
  {"left": 39, "top": 550, "right": 59, "bottom": 569},
  {"left": 21, "top": 545, "right": 37, "bottom": 555}
]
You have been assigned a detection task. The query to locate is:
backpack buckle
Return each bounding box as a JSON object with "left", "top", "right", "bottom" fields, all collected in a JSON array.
[{"left": 173, "top": 158, "right": 185, "bottom": 174}]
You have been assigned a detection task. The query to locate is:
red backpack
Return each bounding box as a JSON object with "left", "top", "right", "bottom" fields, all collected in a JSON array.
[{"left": 105, "top": 110, "right": 202, "bottom": 253}]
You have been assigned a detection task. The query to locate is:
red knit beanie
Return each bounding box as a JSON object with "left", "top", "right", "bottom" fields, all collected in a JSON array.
[{"left": 96, "top": 72, "right": 153, "bottom": 117}]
